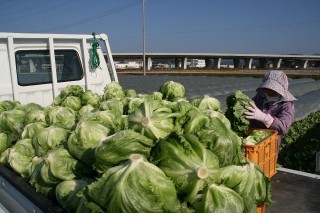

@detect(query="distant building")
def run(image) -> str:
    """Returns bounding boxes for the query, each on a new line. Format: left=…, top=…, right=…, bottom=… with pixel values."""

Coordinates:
left=152, top=63, right=171, bottom=69
left=189, top=59, right=206, bottom=68
left=114, top=59, right=142, bottom=69
left=220, top=64, right=235, bottom=68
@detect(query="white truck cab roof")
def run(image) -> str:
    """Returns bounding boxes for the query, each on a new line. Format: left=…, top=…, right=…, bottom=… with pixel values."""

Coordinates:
left=0, top=32, right=117, bottom=106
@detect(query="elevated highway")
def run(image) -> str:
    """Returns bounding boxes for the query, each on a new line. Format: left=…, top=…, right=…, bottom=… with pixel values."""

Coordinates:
left=111, top=53, right=320, bottom=70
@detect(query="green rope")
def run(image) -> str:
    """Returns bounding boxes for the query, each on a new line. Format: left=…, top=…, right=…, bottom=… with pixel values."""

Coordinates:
left=90, top=32, right=101, bottom=69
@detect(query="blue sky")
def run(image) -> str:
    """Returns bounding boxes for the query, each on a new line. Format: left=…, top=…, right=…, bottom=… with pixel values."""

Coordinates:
left=1, top=0, right=319, bottom=54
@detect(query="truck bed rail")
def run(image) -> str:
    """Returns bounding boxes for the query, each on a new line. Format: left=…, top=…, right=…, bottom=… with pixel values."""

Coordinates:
left=0, top=164, right=65, bottom=213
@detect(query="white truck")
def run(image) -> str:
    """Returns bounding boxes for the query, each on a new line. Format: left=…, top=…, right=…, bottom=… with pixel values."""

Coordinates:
left=0, top=32, right=118, bottom=213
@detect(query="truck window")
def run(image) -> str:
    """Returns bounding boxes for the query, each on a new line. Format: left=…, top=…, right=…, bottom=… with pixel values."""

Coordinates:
left=15, top=50, right=83, bottom=86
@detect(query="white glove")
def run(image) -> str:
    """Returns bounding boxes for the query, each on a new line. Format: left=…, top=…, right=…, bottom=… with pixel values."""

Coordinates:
left=244, top=102, right=274, bottom=128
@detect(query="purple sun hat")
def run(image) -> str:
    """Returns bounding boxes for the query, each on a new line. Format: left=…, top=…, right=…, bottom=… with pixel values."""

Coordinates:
left=257, top=70, right=297, bottom=101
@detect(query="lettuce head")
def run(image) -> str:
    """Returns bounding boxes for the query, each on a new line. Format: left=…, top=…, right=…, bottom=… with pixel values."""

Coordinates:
left=102, top=81, right=125, bottom=100
left=150, top=133, right=220, bottom=202
left=93, top=130, right=155, bottom=173
left=225, top=90, right=252, bottom=136
left=67, top=121, right=111, bottom=164
left=128, top=95, right=180, bottom=140
left=191, top=183, right=244, bottom=213
left=45, top=106, right=76, bottom=130
left=32, top=126, right=69, bottom=156
left=81, top=90, right=101, bottom=107
left=191, top=95, right=221, bottom=112
left=61, top=96, right=82, bottom=111
left=196, top=117, right=244, bottom=167
left=0, top=109, right=26, bottom=136
left=55, top=179, right=93, bottom=212
left=159, top=81, right=185, bottom=101
left=8, top=138, right=35, bottom=175
left=86, top=154, right=182, bottom=213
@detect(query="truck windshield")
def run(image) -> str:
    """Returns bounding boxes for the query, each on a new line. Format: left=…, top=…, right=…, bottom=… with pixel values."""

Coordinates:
left=15, top=50, right=83, bottom=86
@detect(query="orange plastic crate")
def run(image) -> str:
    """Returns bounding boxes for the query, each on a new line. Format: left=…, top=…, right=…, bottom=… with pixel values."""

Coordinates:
left=256, top=204, right=265, bottom=213
left=244, top=129, right=278, bottom=178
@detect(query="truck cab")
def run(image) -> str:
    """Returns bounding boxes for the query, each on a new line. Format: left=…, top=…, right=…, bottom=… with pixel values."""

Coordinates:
left=0, top=32, right=118, bottom=106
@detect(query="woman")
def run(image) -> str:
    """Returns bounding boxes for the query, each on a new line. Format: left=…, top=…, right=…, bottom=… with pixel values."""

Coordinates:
left=244, top=70, right=297, bottom=154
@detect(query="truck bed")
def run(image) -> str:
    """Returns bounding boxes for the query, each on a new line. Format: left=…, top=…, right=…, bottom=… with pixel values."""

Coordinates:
left=1, top=164, right=319, bottom=213
left=266, top=168, right=320, bottom=213
left=0, top=164, right=64, bottom=213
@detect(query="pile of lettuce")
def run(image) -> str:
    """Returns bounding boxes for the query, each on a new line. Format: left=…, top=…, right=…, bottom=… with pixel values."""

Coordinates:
left=244, top=130, right=272, bottom=145
left=0, top=82, right=271, bottom=213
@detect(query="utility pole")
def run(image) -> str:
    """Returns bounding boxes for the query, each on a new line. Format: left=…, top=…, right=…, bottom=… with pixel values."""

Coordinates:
left=142, top=0, right=146, bottom=75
